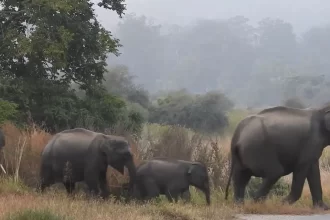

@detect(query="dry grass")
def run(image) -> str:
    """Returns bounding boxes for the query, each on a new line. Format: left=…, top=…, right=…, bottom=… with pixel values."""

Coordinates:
left=0, top=192, right=235, bottom=220
left=1, top=121, right=330, bottom=218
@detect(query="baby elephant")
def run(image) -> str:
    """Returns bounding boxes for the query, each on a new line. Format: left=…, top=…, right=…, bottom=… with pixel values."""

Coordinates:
left=131, top=158, right=210, bottom=205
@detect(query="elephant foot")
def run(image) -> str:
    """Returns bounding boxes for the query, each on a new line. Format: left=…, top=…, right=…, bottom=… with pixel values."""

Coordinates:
left=313, top=201, right=329, bottom=210
left=233, top=198, right=245, bottom=206
left=252, top=192, right=268, bottom=203
left=252, top=197, right=267, bottom=203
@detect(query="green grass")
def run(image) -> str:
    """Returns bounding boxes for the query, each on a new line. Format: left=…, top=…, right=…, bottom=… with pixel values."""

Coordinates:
left=5, top=209, right=70, bottom=220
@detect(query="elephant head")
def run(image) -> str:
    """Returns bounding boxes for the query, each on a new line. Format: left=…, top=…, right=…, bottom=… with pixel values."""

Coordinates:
left=187, top=162, right=211, bottom=205
left=100, top=136, right=136, bottom=194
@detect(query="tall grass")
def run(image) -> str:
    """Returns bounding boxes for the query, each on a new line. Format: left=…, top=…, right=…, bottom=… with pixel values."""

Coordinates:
left=1, top=118, right=330, bottom=218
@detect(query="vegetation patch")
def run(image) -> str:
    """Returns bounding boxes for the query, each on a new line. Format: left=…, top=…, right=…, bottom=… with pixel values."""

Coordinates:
left=5, top=209, right=69, bottom=220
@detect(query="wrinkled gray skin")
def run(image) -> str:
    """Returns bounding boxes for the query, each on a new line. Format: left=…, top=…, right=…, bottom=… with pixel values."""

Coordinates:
left=122, top=182, right=191, bottom=203
left=129, top=158, right=210, bottom=205
left=39, top=128, right=136, bottom=199
left=0, top=129, right=5, bottom=150
left=224, top=106, right=330, bottom=210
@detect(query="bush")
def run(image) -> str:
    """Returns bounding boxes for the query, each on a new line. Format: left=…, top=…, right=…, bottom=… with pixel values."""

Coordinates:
left=149, top=89, right=234, bottom=134
left=5, top=209, right=69, bottom=220
left=138, top=124, right=231, bottom=190
left=245, top=177, right=290, bottom=198
left=0, top=99, right=18, bottom=125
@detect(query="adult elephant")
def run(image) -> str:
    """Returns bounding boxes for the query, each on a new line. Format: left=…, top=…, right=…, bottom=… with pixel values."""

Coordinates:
left=224, top=105, right=330, bottom=210
left=39, top=128, right=136, bottom=199
left=129, top=158, right=210, bottom=205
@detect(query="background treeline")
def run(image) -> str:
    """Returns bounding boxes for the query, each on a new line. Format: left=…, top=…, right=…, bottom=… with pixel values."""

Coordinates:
left=1, top=0, right=329, bottom=137
left=108, top=14, right=330, bottom=108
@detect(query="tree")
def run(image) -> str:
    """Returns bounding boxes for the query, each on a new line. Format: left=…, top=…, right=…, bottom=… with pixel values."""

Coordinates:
left=113, top=13, right=166, bottom=92
left=103, top=65, right=150, bottom=109
left=0, top=0, right=147, bottom=133
left=149, top=89, right=234, bottom=133
left=0, top=0, right=126, bottom=85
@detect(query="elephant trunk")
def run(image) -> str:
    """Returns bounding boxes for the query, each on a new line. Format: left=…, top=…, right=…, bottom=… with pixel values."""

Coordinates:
left=125, top=159, right=136, bottom=197
left=204, top=188, right=211, bottom=205
left=203, top=182, right=211, bottom=205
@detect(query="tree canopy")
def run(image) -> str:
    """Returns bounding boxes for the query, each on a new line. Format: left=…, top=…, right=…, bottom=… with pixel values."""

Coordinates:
left=0, top=0, right=147, bottom=134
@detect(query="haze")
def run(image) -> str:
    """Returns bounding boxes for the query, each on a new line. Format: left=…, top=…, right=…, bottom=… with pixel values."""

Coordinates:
left=94, top=0, right=330, bottom=108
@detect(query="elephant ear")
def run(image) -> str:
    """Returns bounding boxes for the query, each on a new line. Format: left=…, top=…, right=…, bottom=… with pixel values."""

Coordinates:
left=324, top=110, right=330, bottom=131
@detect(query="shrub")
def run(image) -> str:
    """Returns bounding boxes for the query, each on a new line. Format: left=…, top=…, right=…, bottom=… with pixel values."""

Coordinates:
left=138, top=124, right=231, bottom=190
left=5, top=209, right=69, bottom=220
left=0, top=99, right=18, bottom=125
left=148, top=89, right=234, bottom=134
left=245, top=177, right=290, bottom=198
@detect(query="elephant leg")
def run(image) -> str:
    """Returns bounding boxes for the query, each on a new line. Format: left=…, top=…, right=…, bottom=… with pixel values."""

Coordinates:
left=307, top=161, right=329, bottom=210
left=282, top=165, right=309, bottom=205
left=39, top=166, right=54, bottom=193
left=64, top=182, right=75, bottom=195
left=143, top=178, right=160, bottom=201
left=84, top=170, right=100, bottom=198
left=181, top=189, right=191, bottom=203
left=253, top=177, right=280, bottom=202
left=40, top=178, right=54, bottom=193
left=233, top=167, right=252, bottom=204
left=99, top=170, right=110, bottom=200
left=165, top=190, right=176, bottom=203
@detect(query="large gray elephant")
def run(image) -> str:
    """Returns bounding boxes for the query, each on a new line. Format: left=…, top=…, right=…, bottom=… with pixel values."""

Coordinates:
left=224, top=105, right=330, bottom=210
left=0, top=129, right=5, bottom=150
left=129, top=158, right=210, bottom=205
left=39, top=128, right=136, bottom=199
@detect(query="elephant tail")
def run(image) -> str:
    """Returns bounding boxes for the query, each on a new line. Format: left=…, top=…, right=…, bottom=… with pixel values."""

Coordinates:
left=224, top=155, right=234, bottom=200
left=225, top=145, right=240, bottom=200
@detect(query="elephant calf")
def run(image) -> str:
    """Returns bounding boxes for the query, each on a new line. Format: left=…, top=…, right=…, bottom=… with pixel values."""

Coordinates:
left=129, top=158, right=210, bottom=205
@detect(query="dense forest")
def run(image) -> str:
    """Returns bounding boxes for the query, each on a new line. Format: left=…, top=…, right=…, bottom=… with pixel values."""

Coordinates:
left=0, top=0, right=329, bottom=136
left=108, top=14, right=330, bottom=108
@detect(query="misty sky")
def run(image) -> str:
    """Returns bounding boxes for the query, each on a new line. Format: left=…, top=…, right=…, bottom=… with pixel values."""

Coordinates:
left=95, top=0, right=330, bottom=34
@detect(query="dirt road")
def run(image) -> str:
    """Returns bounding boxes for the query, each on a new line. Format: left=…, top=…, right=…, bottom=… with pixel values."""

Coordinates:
left=237, top=214, right=330, bottom=219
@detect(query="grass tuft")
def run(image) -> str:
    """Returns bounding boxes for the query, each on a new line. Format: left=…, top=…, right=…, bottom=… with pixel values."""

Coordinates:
left=5, top=209, right=69, bottom=220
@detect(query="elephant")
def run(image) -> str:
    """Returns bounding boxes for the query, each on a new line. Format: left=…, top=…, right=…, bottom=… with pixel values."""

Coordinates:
left=127, top=158, right=210, bottom=205
left=224, top=105, right=330, bottom=210
left=122, top=181, right=192, bottom=203
left=39, top=128, right=136, bottom=199
left=0, top=128, right=5, bottom=150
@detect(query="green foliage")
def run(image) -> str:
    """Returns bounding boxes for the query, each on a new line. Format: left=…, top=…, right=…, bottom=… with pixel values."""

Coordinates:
left=0, top=177, right=30, bottom=194
left=0, top=0, right=125, bottom=85
left=103, top=65, right=150, bottom=109
left=149, top=89, right=234, bottom=133
left=0, top=0, right=145, bottom=134
left=6, top=209, right=70, bottom=220
left=245, top=177, right=290, bottom=198
left=0, top=99, right=18, bottom=124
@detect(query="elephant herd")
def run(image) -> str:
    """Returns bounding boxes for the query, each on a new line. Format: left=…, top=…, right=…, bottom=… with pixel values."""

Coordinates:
left=1, top=104, right=330, bottom=210
left=38, top=128, right=211, bottom=204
